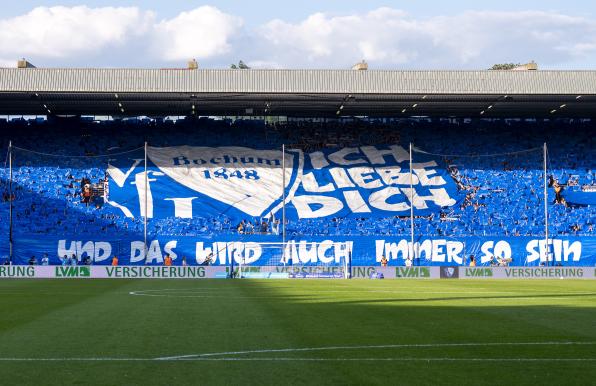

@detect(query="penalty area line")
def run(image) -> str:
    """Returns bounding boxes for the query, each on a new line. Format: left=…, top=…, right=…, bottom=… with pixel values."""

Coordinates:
left=155, top=341, right=596, bottom=360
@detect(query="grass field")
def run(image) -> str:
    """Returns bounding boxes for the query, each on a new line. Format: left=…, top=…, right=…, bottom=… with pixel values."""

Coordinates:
left=0, top=279, right=595, bottom=385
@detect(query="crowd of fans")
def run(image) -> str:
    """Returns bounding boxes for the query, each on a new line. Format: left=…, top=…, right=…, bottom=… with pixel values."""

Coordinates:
left=0, top=116, right=593, bottom=243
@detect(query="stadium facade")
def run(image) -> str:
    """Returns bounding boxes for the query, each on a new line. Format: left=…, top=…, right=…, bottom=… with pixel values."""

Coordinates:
left=0, top=68, right=594, bottom=270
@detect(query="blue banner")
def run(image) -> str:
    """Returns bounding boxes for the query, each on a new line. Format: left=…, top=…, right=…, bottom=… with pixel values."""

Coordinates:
left=5, top=235, right=596, bottom=267
left=562, top=189, right=596, bottom=206
left=105, top=145, right=461, bottom=222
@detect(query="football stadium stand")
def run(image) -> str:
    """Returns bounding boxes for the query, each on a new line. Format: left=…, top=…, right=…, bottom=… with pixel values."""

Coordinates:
left=0, top=68, right=594, bottom=267
left=0, top=117, right=594, bottom=266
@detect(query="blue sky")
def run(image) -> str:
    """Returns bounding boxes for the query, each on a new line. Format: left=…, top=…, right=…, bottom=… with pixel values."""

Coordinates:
left=1, top=1, right=595, bottom=69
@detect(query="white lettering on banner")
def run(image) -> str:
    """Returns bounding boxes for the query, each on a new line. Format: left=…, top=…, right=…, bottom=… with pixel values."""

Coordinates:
left=195, top=242, right=263, bottom=264
left=292, top=195, right=343, bottom=218
left=228, top=242, right=261, bottom=264
left=369, top=187, right=410, bottom=212
left=284, top=240, right=353, bottom=264
left=343, top=190, right=371, bottom=213
left=57, top=240, right=112, bottom=262
left=360, top=145, right=409, bottom=164
left=195, top=242, right=213, bottom=265
left=164, top=240, right=178, bottom=260
left=329, top=167, right=356, bottom=188
left=376, top=166, right=418, bottom=185
left=526, top=240, right=582, bottom=263
left=58, top=240, right=76, bottom=259
left=327, top=147, right=366, bottom=165
left=296, top=242, right=318, bottom=263
left=317, top=240, right=334, bottom=264
left=347, top=167, right=383, bottom=189
left=301, top=172, right=334, bottom=192
left=94, top=242, right=112, bottom=262
left=400, top=188, right=456, bottom=209
left=308, top=151, right=329, bottom=170
left=412, top=161, right=447, bottom=186
left=130, top=241, right=145, bottom=263
left=79, top=241, right=95, bottom=261
left=376, top=239, right=463, bottom=263
left=446, top=241, right=464, bottom=264
left=480, top=241, right=512, bottom=264
left=146, top=240, right=163, bottom=264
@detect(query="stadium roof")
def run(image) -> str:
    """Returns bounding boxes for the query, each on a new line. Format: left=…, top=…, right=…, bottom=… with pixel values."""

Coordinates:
left=0, top=68, right=595, bottom=117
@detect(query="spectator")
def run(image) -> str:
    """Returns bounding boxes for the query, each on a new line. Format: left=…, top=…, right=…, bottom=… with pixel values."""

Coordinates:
left=554, top=183, right=563, bottom=204
left=260, top=220, right=269, bottom=234
left=28, top=255, right=37, bottom=266
left=61, top=255, right=69, bottom=266
left=237, top=220, right=245, bottom=234
left=41, top=254, right=49, bottom=266
left=71, top=254, right=78, bottom=266
left=469, top=255, right=476, bottom=267
left=181, top=256, right=187, bottom=266
left=380, top=255, right=388, bottom=267
left=111, top=255, right=119, bottom=266
left=164, top=254, right=172, bottom=266
left=84, top=256, right=92, bottom=265
left=405, top=258, right=413, bottom=267
left=272, top=219, right=280, bottom=235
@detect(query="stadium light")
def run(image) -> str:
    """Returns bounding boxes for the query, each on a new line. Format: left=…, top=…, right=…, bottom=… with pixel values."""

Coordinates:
left=114, top=93, right=119, bottom=99
left=480, top=110, right=485, bottom=115
left=412, top=103, right=418, bottom=108
left=488, top=105, right=493, bottom=109
left=576, top=95, right=582, bottom=99
left=550, top=109, right=557, bottom=114
left=401, top=109, right=407, bottom=113
left=422, top=95, right=427, bottom=99
left=339, top=105, right=344, bottom=110
left=559, top=104, right=566, bottom=108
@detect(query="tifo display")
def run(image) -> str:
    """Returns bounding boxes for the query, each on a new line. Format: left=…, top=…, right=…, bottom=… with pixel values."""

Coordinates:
left=1, top=118, right=594, bottom=268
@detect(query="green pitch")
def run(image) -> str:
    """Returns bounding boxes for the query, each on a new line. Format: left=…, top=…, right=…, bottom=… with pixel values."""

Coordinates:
left=0, top=279, right=595, bottom=385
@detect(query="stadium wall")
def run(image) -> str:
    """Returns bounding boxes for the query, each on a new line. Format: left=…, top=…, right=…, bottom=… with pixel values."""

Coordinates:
left=0, top=265, right=594, bottom=279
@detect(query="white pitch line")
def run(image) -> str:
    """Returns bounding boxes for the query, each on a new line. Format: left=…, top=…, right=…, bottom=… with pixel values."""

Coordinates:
left=154, top=341, right=596, bottom=360
left=0, top=357, right=594, bottom=362
left=128, top=289, right=596, bottom=299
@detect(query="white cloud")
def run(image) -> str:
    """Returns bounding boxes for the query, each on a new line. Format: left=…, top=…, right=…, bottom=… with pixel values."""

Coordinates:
left=0, top=6, right=153, bottom=60
left=0, top=5, right=242, bottom=65
left=152, top=6, right=243, bottom=61
left=256, top=8, right=596, bottom=68
left=0, top=6, right=595, bottom=69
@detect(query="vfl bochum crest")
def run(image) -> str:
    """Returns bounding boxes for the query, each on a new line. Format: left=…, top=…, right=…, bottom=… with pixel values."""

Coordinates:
left=105, top=145, right=460, bottom=221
